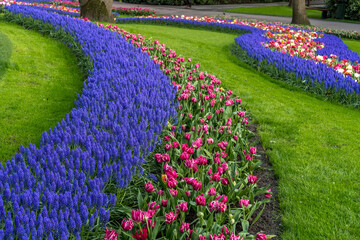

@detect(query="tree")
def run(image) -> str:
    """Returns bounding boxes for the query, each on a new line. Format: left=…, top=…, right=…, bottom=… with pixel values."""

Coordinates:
left=291, top=0, right=310, bottom=25
left=79, top=0, right=114, bottom=23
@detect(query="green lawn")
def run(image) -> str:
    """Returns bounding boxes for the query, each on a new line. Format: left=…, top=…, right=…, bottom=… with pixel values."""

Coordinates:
left=115, top=23, right=360, bottom=239
left=0, top=21, right=83, bottom=162
left=344, top=38, right=360, bottom=53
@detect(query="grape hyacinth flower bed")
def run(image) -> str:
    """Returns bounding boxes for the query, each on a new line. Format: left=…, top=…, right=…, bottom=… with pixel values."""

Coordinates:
left=1, top=4, right=177, bottom=239
left=116, top=16, right=360, bottom=107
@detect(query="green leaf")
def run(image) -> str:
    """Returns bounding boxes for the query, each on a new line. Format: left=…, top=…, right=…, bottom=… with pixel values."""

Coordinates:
left=241, top=219, right=249, bottom=233
left=137, top=189, right=143, bottom=208
left=203, top=148, right=213, bottom=159
left=251, top=203, right=266, bottom=227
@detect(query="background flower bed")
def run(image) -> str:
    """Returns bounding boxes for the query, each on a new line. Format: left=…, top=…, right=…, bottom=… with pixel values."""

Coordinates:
left=116, top=17, right=360, bottom=107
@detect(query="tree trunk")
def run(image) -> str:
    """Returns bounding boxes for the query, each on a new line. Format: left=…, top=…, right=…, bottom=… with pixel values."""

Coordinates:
left=79, top=0, right=114, bottom=23
left=291, top=0, right=310, bottom=25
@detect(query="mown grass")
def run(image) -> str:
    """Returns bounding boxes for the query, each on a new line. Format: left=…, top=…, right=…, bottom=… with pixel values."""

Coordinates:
left=0, top=21, right=83, bottom=163
left=344, top=38, right=360, bottom=54
left=115, top=23, right=360, bottom=239
left=224, top=6, right=360, bottom=24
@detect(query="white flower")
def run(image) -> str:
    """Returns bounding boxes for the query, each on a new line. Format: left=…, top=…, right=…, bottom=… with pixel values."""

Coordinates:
left=337, top=69, right=344, bottom=74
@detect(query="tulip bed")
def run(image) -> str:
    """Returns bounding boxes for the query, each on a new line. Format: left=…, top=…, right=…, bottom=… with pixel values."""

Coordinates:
left=97, top=23, right=273, bottom=240
left=116, top=16, right=360, bottom=107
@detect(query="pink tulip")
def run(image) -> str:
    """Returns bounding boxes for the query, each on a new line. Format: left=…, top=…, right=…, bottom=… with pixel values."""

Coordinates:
left=145, top=182, right=155, bottom=193
left=131, top=210, right=144, bottom=222
left=222, top=225, right=229, bottom=235
left=221, top=178, right=229, bottom=185
left=121, top=219, right=133, bottom=231
left=246, top=154, right=253, bottom=161
left=172, top=141, right=179, bottom=148
left=162, top=199, right=168, bottom=207
left=169, top=189, right=178, bottom=197
left=209, top=233, right=225, bottom=240
left=164, top=144, right=172, bottom=151
left=161, top=154, right=170, bottom=162
left=250, top=147, right=257, bottom=154
left=208, top=187, right=216, bottom=196
left=247, top=175, right=257, bottom=184
left=256, top=233, right=268, bottom=240
left=167, top=178, right=177, bottom=188
left=229, top=232, right=242, bottom=240
left=184, top=132, right=191, bottom=140
left=265, top=189, right=272, bottom=199
left=177, top=202, right=188, bottom=212
left=104, top=228, right=118, bottom=240
left=215, top=194, right=228, bottom=203
left=239, top=199, right=249, bottom=208
left=164, top=212, right=177, bottom=223
left=180, top=222, right=190, bottom=233
left=212, top=173, right=221, bottom=182
left=193, top=181, right=202, bottom=191
left=180, top=152, right=191, bottom=161
left=195, top=194, right=206, bottom=206
left=154, top=153, right=162, bottom=163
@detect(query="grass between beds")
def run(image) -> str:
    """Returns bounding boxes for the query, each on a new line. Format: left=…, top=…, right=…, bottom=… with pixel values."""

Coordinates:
left=0, top=20, right=83, bottom=163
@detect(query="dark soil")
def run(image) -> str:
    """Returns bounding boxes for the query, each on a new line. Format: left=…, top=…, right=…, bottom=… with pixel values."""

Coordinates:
left=246, top=123, right=281, bottom=239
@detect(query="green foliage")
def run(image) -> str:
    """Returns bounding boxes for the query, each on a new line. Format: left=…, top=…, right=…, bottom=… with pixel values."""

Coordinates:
left=326, top=0, right=360, bottom=20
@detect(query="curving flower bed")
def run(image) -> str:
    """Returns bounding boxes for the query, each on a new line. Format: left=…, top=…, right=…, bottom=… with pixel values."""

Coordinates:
left=98, top=23, right=273, bottom=240
left=1, top=4, right=176, bottom=239
left=116, top=16, right=360, bottom=106
left=5, top=0, right=156, bottom=17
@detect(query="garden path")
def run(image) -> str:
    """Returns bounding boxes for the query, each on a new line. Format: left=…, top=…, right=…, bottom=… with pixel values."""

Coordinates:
left=113, top=1, right=360, bottom=31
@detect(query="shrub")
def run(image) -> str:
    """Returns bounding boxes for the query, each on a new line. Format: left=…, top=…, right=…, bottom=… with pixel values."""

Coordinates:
left=325, top=0, right=360, bottom=20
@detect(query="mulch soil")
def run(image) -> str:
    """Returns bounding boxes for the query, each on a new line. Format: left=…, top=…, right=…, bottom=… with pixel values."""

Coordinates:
left=246, top=123, right=281, bottom=239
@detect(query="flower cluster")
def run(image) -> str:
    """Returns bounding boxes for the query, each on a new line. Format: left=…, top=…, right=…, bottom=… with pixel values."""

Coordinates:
left=263, top=30, right=360, bottom=81
left=5, top=0, right=156, bottom=18
left=9, top=0, right=80, bottom=16
left=52, top=0, right=80, bottom=7
left=1, top=4, right=177, bottom=239
left=112, top=7, right=155, bottom=16
left=99, top=23, right=272, bottom=239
